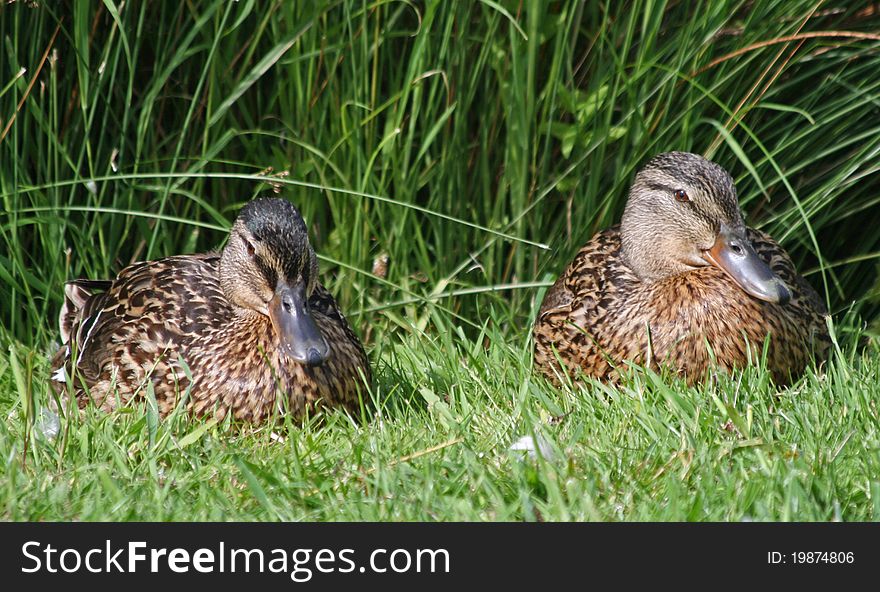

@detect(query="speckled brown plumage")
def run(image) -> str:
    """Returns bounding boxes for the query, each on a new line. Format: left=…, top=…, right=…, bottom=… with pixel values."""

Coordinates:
left=52, top=198, right=371, bottom=423
left=533, top=152, right=830, bottom=386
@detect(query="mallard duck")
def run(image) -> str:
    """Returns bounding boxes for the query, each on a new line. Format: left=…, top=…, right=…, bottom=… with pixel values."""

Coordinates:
left=51, top=197, right=371, bottom=423
left=533, top=152, right=830, bottom=386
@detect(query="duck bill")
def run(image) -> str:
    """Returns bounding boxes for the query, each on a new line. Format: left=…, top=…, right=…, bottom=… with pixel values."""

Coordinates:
left=268, top=282, right=330, bottom=366
left=702, top=224, right=791, bottom=304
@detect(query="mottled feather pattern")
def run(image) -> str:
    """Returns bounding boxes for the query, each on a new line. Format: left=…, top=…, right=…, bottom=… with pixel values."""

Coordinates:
left=534, top=225, right=830, bottom=385
left=52, top=254, right=370, bottom=422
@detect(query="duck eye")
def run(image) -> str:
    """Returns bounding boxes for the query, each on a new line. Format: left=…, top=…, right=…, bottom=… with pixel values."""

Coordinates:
left=673, top=189, right=690, bottom=203
left=244, top=239, right=256, bottom=257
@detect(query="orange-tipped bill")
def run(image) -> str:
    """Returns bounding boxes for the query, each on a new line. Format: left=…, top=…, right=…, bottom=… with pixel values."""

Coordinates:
left=268, top=282, right=330, bottom=366
left=702, top=224, right=791, bottom=304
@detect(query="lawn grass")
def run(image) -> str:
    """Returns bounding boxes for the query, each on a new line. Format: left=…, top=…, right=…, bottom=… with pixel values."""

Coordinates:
left=1, top=1, right=879, bottom=521
left=3, top=315, right=879, bottom=521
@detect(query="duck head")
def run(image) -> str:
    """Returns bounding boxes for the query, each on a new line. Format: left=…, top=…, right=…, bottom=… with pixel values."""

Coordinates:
left=620, top=151, right=791, bottom=304
left=220, top=197, right=330, bottom=366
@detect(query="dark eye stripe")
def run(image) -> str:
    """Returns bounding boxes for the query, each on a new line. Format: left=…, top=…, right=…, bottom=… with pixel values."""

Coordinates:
left=644, top=182, right=669, bottom=193
left=255, top=255, right=278, bottom=289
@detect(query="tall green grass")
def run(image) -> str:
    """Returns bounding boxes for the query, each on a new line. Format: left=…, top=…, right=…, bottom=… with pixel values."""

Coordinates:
left=2, top=0, right=879, bottom=345
left=1, top=0, right=879, bottom=521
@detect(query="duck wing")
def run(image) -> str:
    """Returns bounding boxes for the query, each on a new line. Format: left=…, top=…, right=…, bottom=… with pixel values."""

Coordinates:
left=534, top=226, right=639, bottom=382
left=747, top=227, right=831, bottom=357
left=748, top=227, right=827, bottom=313
left=537, top=226, right=626, bottom=322
left=58, top=279, right=113, bottom=345
left=57, top=255, right=221, bottom=386
left=309, top=283, right=372, bottom=385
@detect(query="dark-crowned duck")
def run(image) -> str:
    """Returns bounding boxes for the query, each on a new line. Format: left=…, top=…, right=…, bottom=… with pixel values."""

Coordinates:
left=52, top=197, right=371, bottom=423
